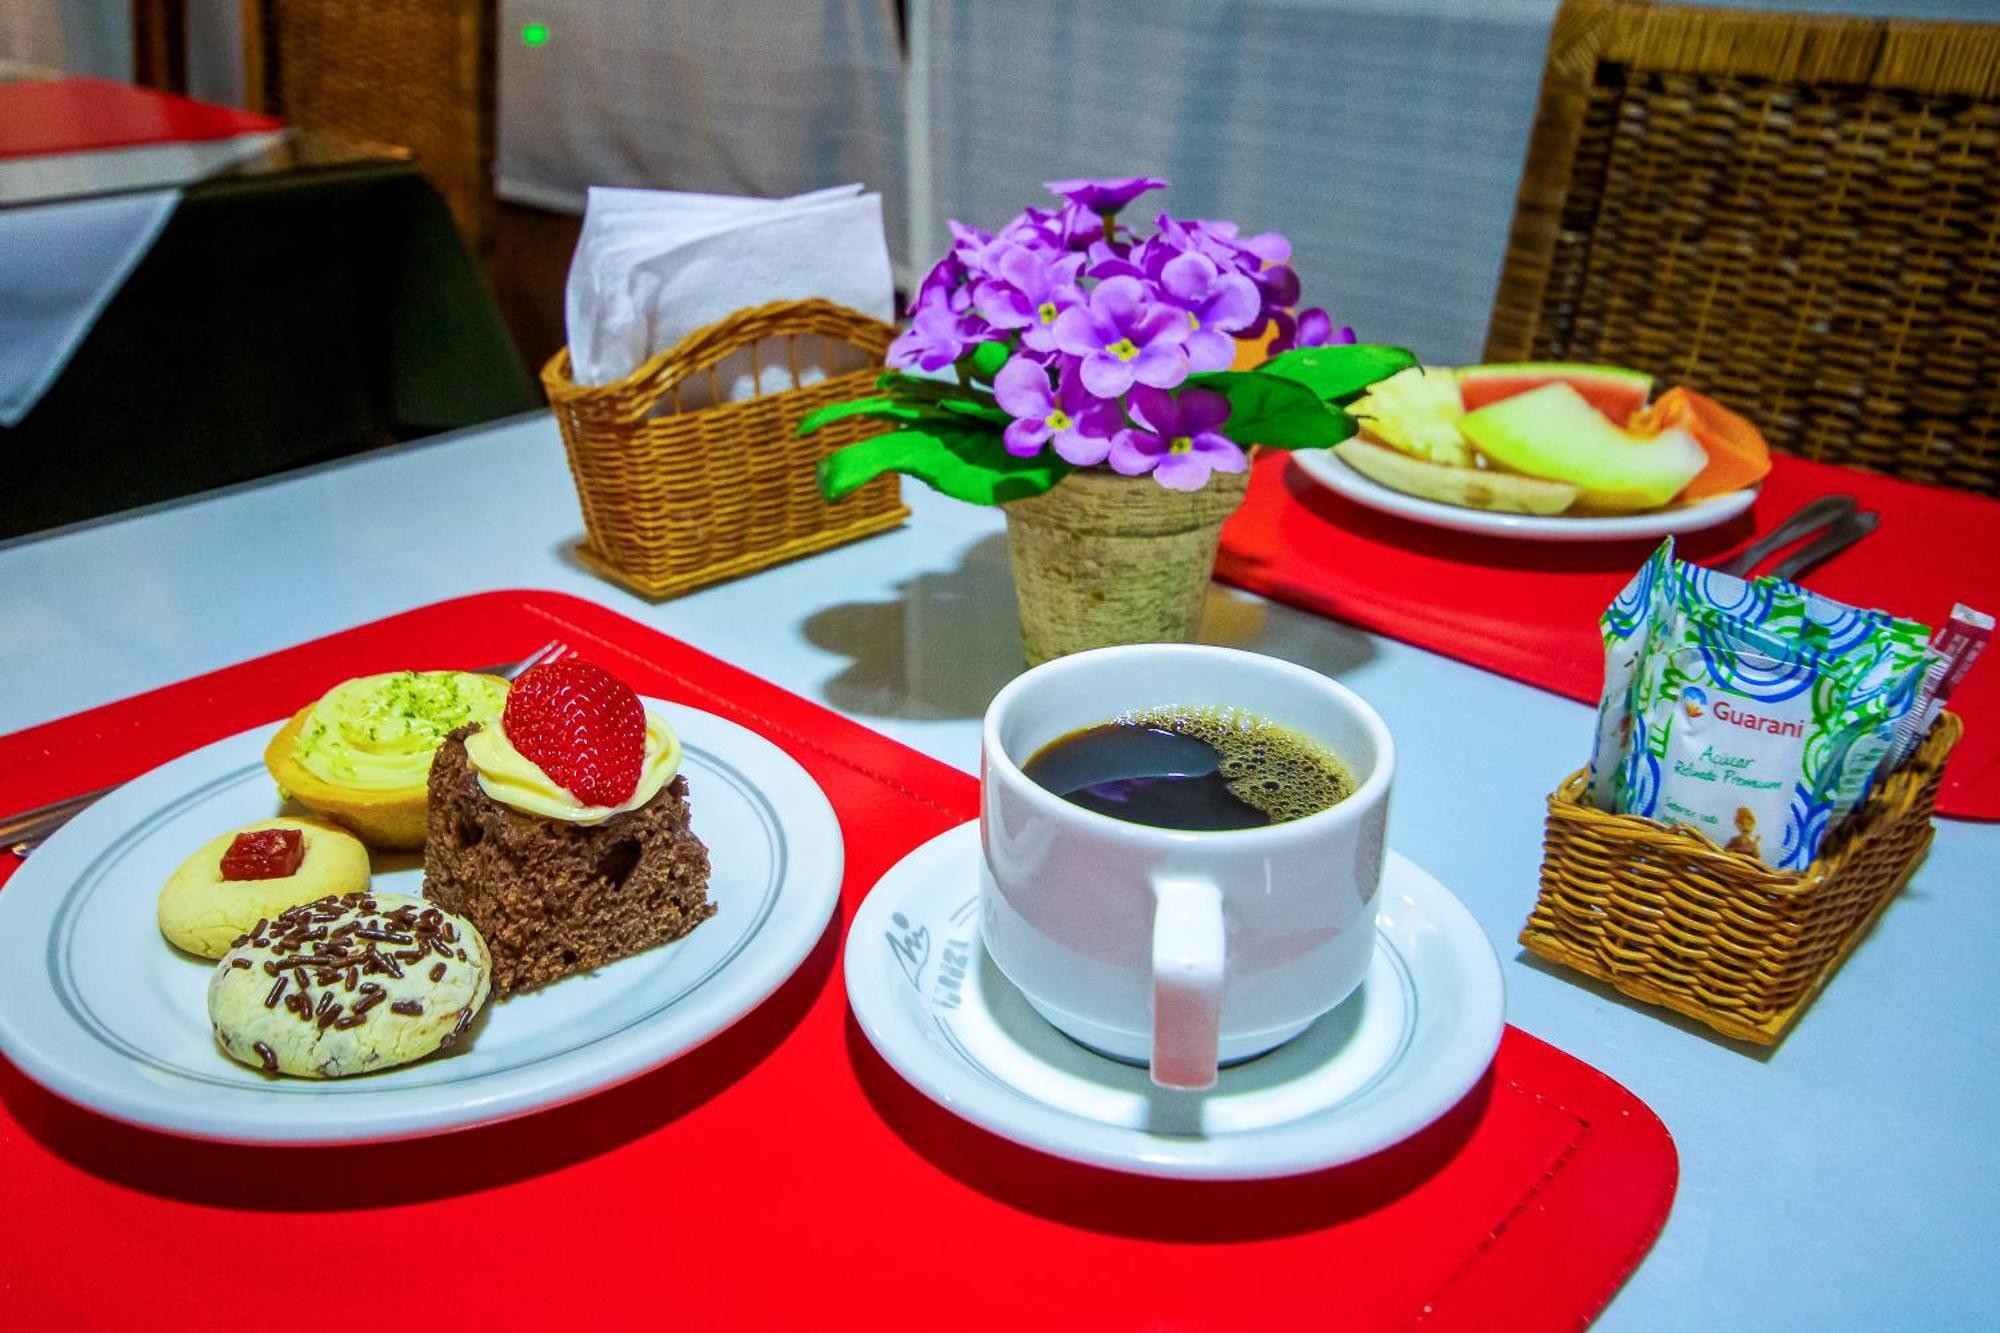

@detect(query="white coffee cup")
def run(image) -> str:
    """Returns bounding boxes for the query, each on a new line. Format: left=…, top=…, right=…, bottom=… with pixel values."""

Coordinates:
left=980, top=644, right=1392, bottom=1090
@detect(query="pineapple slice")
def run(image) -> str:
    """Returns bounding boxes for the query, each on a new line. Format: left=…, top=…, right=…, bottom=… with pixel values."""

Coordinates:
left=1350, top=366, right=1472, bottom=467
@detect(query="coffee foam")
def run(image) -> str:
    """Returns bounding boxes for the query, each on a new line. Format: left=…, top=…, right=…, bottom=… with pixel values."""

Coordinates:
left=1116, top=705, right=1354, bottom=824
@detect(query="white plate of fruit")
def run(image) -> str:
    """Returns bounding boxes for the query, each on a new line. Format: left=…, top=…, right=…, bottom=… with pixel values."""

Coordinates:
left=1296, top=362, right=1769, bottom=541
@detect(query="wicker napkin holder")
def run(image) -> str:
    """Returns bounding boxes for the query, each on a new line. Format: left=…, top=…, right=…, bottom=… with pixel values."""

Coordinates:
left=541, top=298, right=908, bottom=600
left=1522, top=712, right=1962, bottom=1045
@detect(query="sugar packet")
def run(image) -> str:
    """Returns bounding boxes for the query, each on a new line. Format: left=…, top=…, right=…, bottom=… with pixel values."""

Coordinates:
left=1882, top=603, right=1991, bottom=772
left=1585, top=541, right=1675, bottom=809
left=1593, top=541, right=1938, bottom=870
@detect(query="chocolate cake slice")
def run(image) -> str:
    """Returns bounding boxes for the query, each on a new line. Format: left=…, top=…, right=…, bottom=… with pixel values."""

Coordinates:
left=423, top=726, right=713, bottom=996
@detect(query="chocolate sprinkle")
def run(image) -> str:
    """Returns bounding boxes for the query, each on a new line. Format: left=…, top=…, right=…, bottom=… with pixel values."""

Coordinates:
left=254, top=1041, right=278, bottom=1073
left=231, top=894, right=476, bottom=1038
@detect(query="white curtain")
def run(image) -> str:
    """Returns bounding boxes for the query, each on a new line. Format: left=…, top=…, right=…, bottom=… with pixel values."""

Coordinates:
left=909, top=0, right=2000, bottom=364
left=495, top=0, right=908, bottom=265
left=913, top=0, right=1558, bottom=365
left=0, top=0, right=128, bottom=78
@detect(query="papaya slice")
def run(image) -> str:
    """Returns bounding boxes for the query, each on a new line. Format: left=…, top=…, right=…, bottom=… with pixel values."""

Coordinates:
left=1630, top=387, right=1772, bottom=500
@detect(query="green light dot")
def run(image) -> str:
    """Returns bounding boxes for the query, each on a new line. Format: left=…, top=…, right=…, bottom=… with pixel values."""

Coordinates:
left=522, top=22, right=550, bottom=47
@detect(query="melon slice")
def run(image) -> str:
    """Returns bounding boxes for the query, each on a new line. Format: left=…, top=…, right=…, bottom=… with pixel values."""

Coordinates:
left=1459, top=383, right=1706, bottom=512
left=1334, top=439, right=1578, bottom=515
left=1458, top=362, right=1653, bottom=422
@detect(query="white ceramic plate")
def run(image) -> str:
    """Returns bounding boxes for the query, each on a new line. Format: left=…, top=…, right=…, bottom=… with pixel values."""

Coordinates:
left=0, top=701, right=841, bottom=1145
left=1293, top=448, right=1758, bottom=542
left=845, top=823, right=1505, bottom=1180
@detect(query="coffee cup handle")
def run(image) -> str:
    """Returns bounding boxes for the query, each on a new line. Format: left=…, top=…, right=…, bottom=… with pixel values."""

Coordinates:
left=1150, top=875, right=1225, bottom=1090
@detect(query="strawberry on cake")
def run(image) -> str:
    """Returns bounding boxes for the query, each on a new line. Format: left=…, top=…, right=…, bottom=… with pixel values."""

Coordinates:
left=422, top=659, right=712, bottom=996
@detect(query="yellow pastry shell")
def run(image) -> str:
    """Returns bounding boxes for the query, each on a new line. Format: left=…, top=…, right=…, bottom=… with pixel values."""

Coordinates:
left=262, top=673, right=509, bottom=849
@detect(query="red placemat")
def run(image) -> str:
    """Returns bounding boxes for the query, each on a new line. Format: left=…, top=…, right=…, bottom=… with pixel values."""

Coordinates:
left=0, top=592, right=1674, bottom=1330
left=0, top=77, right=280, bottom=160
left=1217, top=452, right=1999, bottom=820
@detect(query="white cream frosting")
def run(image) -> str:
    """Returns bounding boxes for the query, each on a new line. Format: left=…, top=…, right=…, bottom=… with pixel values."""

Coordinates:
left=463, top=712, right=680, bottom=825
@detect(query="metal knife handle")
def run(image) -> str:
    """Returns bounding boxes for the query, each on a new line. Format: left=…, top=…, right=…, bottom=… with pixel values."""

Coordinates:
left=1766, top=510, right=1880, bottom=583
left=1717, top=494, right=1859, bottom=577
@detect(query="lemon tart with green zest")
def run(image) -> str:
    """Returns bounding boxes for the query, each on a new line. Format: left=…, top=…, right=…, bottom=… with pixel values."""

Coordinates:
left=264, top=671, right=510, bottom=850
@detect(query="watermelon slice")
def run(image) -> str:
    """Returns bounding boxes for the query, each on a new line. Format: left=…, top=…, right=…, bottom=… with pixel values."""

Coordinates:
left=1458, top=363, right=1653, bottom=422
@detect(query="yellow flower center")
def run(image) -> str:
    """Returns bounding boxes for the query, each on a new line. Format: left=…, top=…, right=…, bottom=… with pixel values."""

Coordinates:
left=1169, top=435, right=1194, bottom=454
left=1188, top=312, right=1202, bottom=332
left=1038, top=301, right=1060, bottom=325
left=1108, top=337, right=1140, bottom=362
left=1046, top=408, right=1073, bottom=432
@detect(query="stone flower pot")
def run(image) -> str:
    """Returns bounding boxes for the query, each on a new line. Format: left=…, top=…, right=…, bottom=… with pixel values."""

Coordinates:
left=1001, top=465, right=1250, bottom=666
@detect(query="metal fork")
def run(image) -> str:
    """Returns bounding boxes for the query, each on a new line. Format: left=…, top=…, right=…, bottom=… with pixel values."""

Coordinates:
left=2, top=639, right=570, bottom=860
left=1717, top=494, right=1858, bottom=577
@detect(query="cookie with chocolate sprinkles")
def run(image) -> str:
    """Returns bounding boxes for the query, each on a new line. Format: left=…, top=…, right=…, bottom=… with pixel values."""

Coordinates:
left=206, top=891, right=491, bottom=1078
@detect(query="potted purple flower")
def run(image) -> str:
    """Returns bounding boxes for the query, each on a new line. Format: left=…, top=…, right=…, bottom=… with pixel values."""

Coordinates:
left=801, top=177, right=1413, bottom=664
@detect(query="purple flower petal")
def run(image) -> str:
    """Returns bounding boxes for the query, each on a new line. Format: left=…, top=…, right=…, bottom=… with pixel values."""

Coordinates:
left=994, top=244, right=1046, bottom=296
left=1071, top=396, right=1123, bottom=439
left=993, top=356, right=1056, bottom=418
left=1003, top=417, right=1053, bottom=457
left=1125, top=385, right=1175, bottom=436
left=1238, top=231, right=1292, bottom=264
left=1198, top=273, right=1261, bottom=333
left=1266, top=309, right=1299, bottom=354
left=885, top=329, right=926, bottom=370
left=1184, top=327, right=1238, bottom=372
left=1253, top=264, right=1301, bottom=309
left=1188, top=432, right=1246, bottom=472
left=1108, top=428, right=1164, bottom=476
left=1130, top=303, right=1190, bottom=348
left=1159, top=251, right=1219, bottom=306
left=1152, top=452, right=1213, bottom=491
left=1020, top=321, right=1064, bottom=354
left=1192, top=436, right=1240, bottom=472
left=1129, top=341, right=1190, bottom=389
left=1051, top=305, right=1114, bottom=360
left=1052, top=425, right=1114, bottom=466
left=1091, top=275, right=1147, bottom=326
left=974, top=282, right=1035, bottom=330
left=1079, top=351, right=1137, bottom=398
left=1177, top=389, right=1232, bottom=435
left=1044, top=175, right=1169, bottom=214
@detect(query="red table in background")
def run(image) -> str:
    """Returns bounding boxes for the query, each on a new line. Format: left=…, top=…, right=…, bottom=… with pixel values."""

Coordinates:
left=0, top=76, right=279, bottom=160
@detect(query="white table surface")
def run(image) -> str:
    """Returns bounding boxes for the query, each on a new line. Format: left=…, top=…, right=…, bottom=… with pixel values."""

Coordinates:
left=1, top=413, right=1993, bottom=1330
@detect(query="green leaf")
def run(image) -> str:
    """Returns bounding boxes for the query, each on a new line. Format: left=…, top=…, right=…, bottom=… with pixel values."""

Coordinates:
left=1257, top=344, right=1418, bottom=405
left=1188, top=371, right=1357, bottom=450
left=936, top=398, right=1011, bottom=425
left=797, top=397, right=925, bottom=435
left=967, top=340, right=1012, bottom=383
left=819, top=424, right=1070, bottom=506
left=799, top=385, right=1010, bottom=436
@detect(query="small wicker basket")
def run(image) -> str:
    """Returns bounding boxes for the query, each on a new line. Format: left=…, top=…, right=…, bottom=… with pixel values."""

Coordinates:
left=541, top=299, right=908, bottom=600
left=1522, top=712, right=1962, bottom=1045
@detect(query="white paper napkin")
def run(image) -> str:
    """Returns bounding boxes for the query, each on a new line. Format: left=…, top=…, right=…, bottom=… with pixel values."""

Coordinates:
left=564, top=184, right=895, bottom=402
left=0, top=189, right=180, bottom=427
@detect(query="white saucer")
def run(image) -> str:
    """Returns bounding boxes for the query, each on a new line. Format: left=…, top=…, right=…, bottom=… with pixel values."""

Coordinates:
left=1293, top=448, right=1757, bottom=542
left=845, top=823, right=1505, bottom=1180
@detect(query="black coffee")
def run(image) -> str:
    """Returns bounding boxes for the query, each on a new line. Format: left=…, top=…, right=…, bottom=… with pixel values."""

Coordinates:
left=1023, top=706, right=1354, bottom=831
